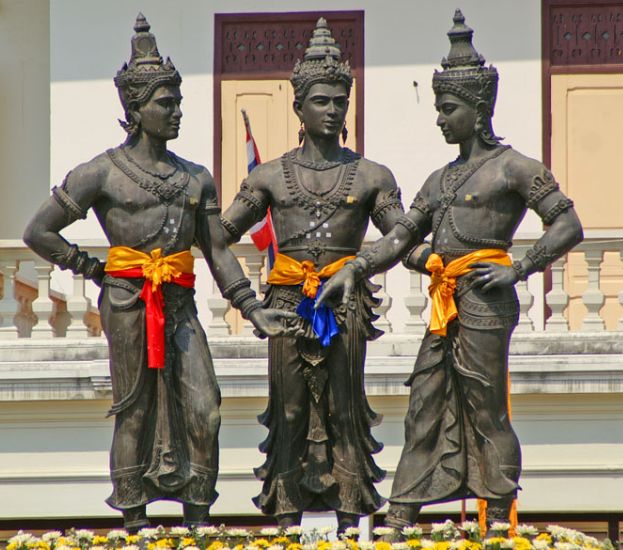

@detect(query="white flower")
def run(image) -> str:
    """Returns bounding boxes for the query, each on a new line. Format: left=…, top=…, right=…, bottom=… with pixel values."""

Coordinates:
left=183, top=547, right=201, bottom=550
left=343, top=527, right=360, bottom=538
left=56, top=546, right=74, bottom=550
left=330, top=542, right=347, bottom=550
left=533, top=541, right=550, bottom=550
left=489, top=523, right=511, bottom=534
left=170, top=526, right=191, bottom=536
left=515, top=525, right=538, bottom=537
left=42, top=532, right=63, bottom=542
left=91, top=546, right=108, bottom=550
left=554, top=543, right=575, bottom=550
left=226, top=528, right=251, bottom=537
left=303, top=544, right=318, bottom=550
left=122, top=545, right=141, bottom=550
left=359, top=543, right=375, bottom=550
left=393, top=543, right=409, bottom=550
left=373, top=527, right=395, bottom=536
left=267, top=545, right=284, bottom=550
left=139, top=527, right=163, bottom=539
left=460, top=522, right=479, bottom=533
left=260, top=528, right=281, bottom=537
left=74, top=529, right=95, bottom=541
left=196, top=526, right=220, bottom=537
left=402, top=526, right=423, bottom=538
left=421, top=540, right=436, bottom=549
left=107, top=529, right=129, bottom=541
left=8, top=533, right=36, bottom=546
left=320, top=527, right=334, bottom=536
left=285, top=527, right=304, bottom=536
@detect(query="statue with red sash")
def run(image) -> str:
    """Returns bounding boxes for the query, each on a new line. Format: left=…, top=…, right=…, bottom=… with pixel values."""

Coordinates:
left=23, top=14, right=296, bottom=530
left=318, top=11, right=583, bottom=529
left=221, top=19, right=405, bottom=532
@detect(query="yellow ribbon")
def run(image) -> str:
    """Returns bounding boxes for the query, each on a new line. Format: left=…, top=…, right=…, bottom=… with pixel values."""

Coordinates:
left=267, top=253, right=356, bottom=299
left=425, top=249, right=512, bottom=336
left=105, top=246, right=194, bottom=291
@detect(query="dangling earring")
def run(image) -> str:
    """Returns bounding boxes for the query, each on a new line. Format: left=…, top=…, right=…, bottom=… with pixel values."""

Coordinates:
left=341, top=125, right=348, bottom=144
left=298, top=122, right=305, bottom=145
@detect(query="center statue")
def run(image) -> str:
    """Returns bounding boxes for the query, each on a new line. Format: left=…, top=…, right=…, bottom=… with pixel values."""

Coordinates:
left=221, top=19, right=405, bottom=531
left=318, top=11, right=583, bottom=528
left=23, top=15, right=295, bottom=530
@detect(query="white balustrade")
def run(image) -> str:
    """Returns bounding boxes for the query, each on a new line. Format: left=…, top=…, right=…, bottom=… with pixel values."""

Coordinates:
left=0, top=231, right=622, bottom=341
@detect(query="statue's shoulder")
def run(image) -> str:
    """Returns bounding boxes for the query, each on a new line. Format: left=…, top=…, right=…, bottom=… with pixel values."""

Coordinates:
left=245, top=156, right=284, bottom=190
left=355, top=155, right=397, bottom=189
left=66, top=150, right=114, bottom=186
left=499, top=147, right=549, bottom=186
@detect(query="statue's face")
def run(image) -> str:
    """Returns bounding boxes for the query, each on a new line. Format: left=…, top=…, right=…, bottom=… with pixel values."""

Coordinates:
left=435, top=92, right=478, bottom=144
left=134, top=84, right=183, bottom=141
left=296, top=82, right=349, bottom=140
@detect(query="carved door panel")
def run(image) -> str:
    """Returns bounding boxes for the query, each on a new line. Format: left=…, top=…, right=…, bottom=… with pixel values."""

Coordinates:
left=551, top=73, right=623, bottom=329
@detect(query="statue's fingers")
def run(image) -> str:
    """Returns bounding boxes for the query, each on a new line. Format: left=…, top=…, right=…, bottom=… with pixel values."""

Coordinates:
left=341, top=281, right=353, bottom=305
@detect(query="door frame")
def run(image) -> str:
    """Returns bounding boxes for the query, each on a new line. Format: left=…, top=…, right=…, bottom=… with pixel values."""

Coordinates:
left=213, top=10, right=365, bottom=198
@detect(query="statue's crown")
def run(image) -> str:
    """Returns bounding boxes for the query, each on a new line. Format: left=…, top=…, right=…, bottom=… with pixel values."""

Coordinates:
left=114, top=13, right=181, bottom=107
left=290, top=18, right=353, bottom=101
left=432, top=10, right=498, bottom=115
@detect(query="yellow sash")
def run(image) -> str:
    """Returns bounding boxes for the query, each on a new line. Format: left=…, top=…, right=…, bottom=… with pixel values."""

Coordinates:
left=105, top=246, right=194, bottom=291
left=267, top=253, right=356, bottom=299
left=425, top=249, right=512, bottom=336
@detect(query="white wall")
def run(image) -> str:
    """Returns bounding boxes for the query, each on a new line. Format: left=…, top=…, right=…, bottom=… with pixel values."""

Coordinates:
left=47, top=0, right=543, bottom=329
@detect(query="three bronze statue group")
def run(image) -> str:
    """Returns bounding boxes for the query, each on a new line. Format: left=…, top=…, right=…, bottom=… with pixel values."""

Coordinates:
left=23, top=11, right=583, bottom=534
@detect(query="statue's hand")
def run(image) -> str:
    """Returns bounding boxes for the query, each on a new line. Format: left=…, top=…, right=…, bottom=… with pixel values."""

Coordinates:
left=248, top=308, right=302, bottom=338
left=470, top=262, right=518, bottom=292
left=315, top=265, right=356, bottom=309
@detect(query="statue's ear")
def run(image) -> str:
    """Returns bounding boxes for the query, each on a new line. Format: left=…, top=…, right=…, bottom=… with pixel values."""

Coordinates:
left=293, top=100, right=303, bottom=123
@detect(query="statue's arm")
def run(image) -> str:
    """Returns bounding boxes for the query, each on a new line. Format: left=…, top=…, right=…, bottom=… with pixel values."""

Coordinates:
left=195, top=170, right=297, bottom=336
left=23, top=162, right=105, bottom=284
left=369, top=165, right=405, bottom=234
left=510, top=157, right=584, bottom=280
left=220, top=167, right=271, bottom=246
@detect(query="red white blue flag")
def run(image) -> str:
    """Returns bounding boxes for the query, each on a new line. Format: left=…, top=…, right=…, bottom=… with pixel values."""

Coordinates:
left=242, top=109, right=277, bottom=268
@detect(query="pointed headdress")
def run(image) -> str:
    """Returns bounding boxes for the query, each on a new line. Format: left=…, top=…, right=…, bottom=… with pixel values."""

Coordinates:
left=114, top=13, right=182, bottom=123
left=290, top=18, right=353, bottom=102
left=432, top=10, right=498, bottom=117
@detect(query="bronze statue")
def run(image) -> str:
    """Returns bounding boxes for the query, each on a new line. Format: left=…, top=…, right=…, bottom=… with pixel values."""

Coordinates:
left=221, top=18, right=405, bottom=532
left=318, top=10, right=583, bottom=527
left=23, top=14, right=295, bottom=531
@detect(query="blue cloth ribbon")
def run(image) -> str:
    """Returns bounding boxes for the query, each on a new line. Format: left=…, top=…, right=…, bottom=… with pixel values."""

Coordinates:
left=296, top=283, right=340, bottom=347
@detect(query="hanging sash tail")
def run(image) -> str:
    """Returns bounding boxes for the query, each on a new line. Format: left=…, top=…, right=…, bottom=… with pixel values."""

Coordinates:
left=242, top=109, right=278, bottom=270
left=267, top=253, right=355, bottom=346
left=105, top=246, right=195, bottom=369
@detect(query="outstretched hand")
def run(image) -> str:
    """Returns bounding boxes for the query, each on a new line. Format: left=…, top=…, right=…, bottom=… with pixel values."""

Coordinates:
left=469, top=262, right=518, bottom=292
left=249, top=308, right=302, bottom=338
left=315, top=265, right=356, bottom=309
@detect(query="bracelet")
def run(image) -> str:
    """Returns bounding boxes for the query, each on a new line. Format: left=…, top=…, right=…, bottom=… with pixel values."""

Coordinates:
left=512, top=260, right=529, bottom=282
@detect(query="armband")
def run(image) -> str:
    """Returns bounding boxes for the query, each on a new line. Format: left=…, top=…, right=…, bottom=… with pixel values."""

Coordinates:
left=526, top=170, right=559, bottom=209
left=409, top=192, right=432, bottom=219
left=234, top=179, right=267, bottom=222
left=525, top=244, right=557, bottom=272
left=202, top=198, right=221, bottom=215
left=222, top=277, right=262, bottom=320
left=541, top=198, right=574, bottom=226
left=371, top=188, right=403, bottom=228
left=395, top=215, right=420, bottom=239
left=345, top=255, right=372, bottom=281
left=512, top=260, right=529, bottom=281
left=52, top=183, right=87, bottom=223
left=51, top=244, right=104, bottom=283
left=220, top=215, right=242, bottom=241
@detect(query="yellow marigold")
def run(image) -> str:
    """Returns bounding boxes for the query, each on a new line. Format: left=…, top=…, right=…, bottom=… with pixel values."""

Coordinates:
left=463, top=542, right=482, bottom=550
left=181, top=538, right=197, bottom=548
left=253, top=539, right=271, bottom=548
left=147, top=544, right=156, bottom=550
left=374, top=542, right=393, bottom=550
left=234, top=544, right=244, bottom=550
left=484, top=538, right=506, bottom=546
left=406, top=540, right=421, bottom=548
left=93, top=537, right=108, bottom=545
left=318, top=542, right=332, bottom=550
left=127, top=536, right=141, bottom=545
left=273, top=538, right=290, bottom=545
left=287, top=544, right=302, bottom=550
left=512, top=537, right=531, bottom=550
left=155, top=538, right=176, bottom=548
left=536, top=534, right=552, bottom=544
left=6, top=543, right=17, bottom=550
left=345, top=540, right=359, bottom=550
left=208, top=541, right=225, bottom=550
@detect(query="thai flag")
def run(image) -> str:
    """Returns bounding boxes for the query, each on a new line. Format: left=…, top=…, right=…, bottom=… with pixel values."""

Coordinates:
left=242, top=109, right=277, bottom=269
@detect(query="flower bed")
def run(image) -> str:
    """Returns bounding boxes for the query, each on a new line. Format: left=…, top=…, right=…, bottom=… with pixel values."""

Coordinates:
left=6, top=521, right=616, bottom=550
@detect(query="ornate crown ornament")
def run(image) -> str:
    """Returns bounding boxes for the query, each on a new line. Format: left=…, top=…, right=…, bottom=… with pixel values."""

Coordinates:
left=114, top=13, right=182, bottom=111
left=290, top=18, right=353, bottom=102
left=432, top=10, right=498, bottom=117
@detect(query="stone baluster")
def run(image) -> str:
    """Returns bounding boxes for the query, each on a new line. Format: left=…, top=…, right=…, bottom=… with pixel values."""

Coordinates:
left=618, top=249, right=623, bottom=331
left=545, top=257, right=569, bottom=332
left=65, top=273, right=91, bottom=338
left=0, top=259, right=20, bottom=338
left=239, top=252, right=264, bottom=336
left=404, top=271, right=427, bottom=335
left=371, top=272, right=392, bottom=333
left=30, top=260, right=55, bottom=338
left=581, top=249, right=605, bottom=331
left=515, top=278, right=534, bottom=332
left=207, top=276, right=231, bottom=336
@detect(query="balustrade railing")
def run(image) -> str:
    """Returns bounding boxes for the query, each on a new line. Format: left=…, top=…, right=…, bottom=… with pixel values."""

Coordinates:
left=0, top=231, right=621, bottom=340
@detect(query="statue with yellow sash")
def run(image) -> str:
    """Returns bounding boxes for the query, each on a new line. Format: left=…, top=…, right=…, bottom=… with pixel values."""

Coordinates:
left=318, top=11, right=583, bottom=528
left=23, top=15, right=296, bottom=530
left=221, top=19, right=405, bottom=532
